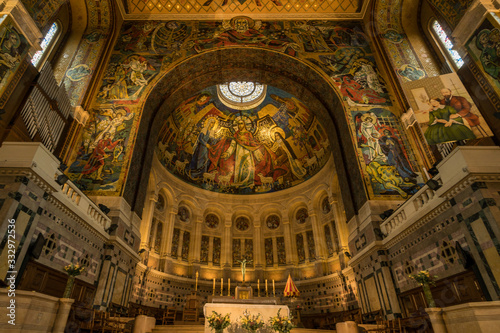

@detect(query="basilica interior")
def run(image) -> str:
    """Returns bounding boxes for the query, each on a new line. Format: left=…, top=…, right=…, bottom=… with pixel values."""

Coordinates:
left=1, top=0, right=500, bottom=332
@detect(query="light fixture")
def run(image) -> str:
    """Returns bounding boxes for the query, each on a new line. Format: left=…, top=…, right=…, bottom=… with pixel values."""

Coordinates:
left=379, top=209, right=394, bottom=220
left=138, top=249, right=146, bottom=254
left=105, top=224, right=118, bottom=233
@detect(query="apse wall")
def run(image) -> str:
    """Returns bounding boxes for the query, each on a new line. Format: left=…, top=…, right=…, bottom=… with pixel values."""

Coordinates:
left=144, top=152, right=345, bottom=282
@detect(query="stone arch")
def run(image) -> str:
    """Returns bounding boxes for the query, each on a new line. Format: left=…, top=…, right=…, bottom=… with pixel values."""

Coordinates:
left=126, top=47, right=366, bottom=220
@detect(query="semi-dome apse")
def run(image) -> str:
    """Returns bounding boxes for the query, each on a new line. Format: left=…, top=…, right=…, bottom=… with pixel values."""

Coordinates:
left=156, top=84, right=331, bottom=194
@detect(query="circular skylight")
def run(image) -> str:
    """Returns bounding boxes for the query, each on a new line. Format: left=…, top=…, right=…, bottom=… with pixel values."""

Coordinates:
left=218, top=81, right=266, bottom=109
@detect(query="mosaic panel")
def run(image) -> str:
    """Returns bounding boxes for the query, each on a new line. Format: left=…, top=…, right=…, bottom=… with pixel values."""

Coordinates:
left=67, top=17, right=419, bottom=201
left=427, top=0, right=474, bottom=29
left=200, top=235, right=209, bottom=263
left=245, top=239, right=253, bottom=267
left=296, top=233, right=305, bottom=263
left=277, top=236, right=286, bottom=265
left=21, top=0, right=66, bottom=29
left=170, top=228, right=180, bottom=258
left=213, top=237, right=221, bottom=265
left=265, top=237, right=273, bottom=265
left=181, top=231, right=190, bottom=260
left=232, top=238, right=241, bottom=266
left=325, top=224, right=334, bottom=256
left=306, top=230, right=315, bottom=260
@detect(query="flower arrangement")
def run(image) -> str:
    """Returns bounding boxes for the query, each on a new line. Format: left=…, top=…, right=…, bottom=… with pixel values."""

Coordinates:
left=206, top=311, right=231, bottom=333
left=409, top=270, right=438, bottom=286
left=64, top=263, right=86, bottom=277
left=239, top=310, right=265, bottom=333
left=269, top=309, right=295, bottom=333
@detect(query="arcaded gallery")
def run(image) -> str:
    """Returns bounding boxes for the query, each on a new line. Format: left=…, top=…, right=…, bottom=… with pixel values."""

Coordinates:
left=0, top=0, right=500, bottom=332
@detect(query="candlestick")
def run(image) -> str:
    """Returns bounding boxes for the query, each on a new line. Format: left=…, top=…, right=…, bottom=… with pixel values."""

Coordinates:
left=221, top=278, right=223, bottom=296
left=213, top=278, right=215, bottom=296
left=195, top=271, right=199, bottom=291
left=257, top=279, right=260, bottom=297
left=265, top=279, right=268, bottom=296
left=273, top=279, right=275, bottom=297
left=228, top=278, right=230, bottom=296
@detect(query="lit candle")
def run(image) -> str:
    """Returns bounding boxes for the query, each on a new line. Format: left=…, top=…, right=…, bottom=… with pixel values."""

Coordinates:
left=257, top=279, right=260, bottom=296
left=265, top=279, right=268, bottom=292
left=273, top=279, right=275, bottom=296
left=213, top=278, right=215, bottom=295
left=221, top=278, right=223, bottom=296
left=195, top=271, right=199, bottom=291
left=228, top=278, right=230, bottom=296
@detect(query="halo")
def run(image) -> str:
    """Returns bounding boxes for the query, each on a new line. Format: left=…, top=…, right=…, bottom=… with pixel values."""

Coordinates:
left=203, top=116, right=219, bottom=129
left=269, top=127, right=286, bottom=141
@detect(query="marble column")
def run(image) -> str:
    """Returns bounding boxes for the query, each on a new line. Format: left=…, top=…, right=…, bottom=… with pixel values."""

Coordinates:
left=332, top=198, right=349, bottom=250
left=254, top=223, right=262, bottom=268
left=139, top=192, right=158, bottom=249
left=52, top=298, right=75, bottom=333
left=302, top=231, right=310, bottom=261
left=222, top=218, right=232, bottom=268
left=282, top=218, right=296, bottom=265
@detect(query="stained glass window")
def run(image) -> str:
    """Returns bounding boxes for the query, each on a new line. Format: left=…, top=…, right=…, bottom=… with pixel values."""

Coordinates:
left=219, top=81, right=265, bottom=104
left=432, top=20, right=464, bottom=69
left=31, top=22, right=59, bottom=67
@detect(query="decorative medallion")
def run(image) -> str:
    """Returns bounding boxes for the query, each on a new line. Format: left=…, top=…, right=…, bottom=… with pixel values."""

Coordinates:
left=205, top=213, right=219, bottom=229
left=266, top=214, right=280, bottom=229
left=296, top=208, right=308, bottom=224
left=178, top=206, right=190, bottom=222
left=235, top=216, right=250, bottom=231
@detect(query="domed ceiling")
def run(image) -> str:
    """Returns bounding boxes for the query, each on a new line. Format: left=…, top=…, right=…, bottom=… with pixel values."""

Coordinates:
left=156, top=83, right=331, bottom=194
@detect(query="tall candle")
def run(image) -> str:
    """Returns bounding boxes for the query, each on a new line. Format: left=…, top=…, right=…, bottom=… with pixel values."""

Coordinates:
left=195, top=271, right=199, bottom=291
left=221, top=277, right=223, bottom=295
left=265, top=279, right=268, bottom=292
left=228, top=278, right=230, bottom=296
left=213, top=278, right=215, bottom=294
left=273, top=279, right=275, bottom=296
left=257, top=279, right=260, bottom=296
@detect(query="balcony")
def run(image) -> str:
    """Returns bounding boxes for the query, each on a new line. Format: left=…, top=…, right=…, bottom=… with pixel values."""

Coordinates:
left=0, top=142, right=111, bottom=236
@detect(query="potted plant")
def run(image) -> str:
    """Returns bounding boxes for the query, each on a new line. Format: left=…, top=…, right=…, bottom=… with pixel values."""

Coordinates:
left=63, top=263, right=86, bottom=298
left=269, top=308, right=295, bottom=333
left=207, top=311, right=231, bottom=333
left=239, top=310, right=265, bottom=333
left=409, top=270, right=438, bottom=307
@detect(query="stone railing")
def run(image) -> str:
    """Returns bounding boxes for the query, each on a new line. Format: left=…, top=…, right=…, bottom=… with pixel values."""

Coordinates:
left=0, top=142, right=111, bottom=233
left=380, top=147, right=500, bottom=241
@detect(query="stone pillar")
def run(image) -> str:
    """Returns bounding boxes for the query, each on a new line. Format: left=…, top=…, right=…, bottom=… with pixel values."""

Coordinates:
left=332, top=199, right=349, bottom=250
left=273, top=236, right=278, bottom=268
left=254, top=223, right=262, bottom=268
left=208, top=236, right=214, bottom=267
left=177, top=231, right=184, bottom=258
left=163, top=208, right=177, bottom=257
left=302, top=231, right=310, bottom=261
left=52, top=298, right=75, bottom=333
left=426, top=308, right=448, bottom=333
left=222, top=218, right=232, bottom=267
left=310, top=210, right=327, bottom=259
left=149, top=218, right=157, bottom=251
left=192, top=217, right=203, bottom=263
left=139, top=192, right=157, bottom=249
left=282, top=218, right=296, bottom=265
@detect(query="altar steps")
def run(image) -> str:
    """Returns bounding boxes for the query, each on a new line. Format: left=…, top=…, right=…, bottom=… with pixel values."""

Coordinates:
left=152, top=326, right=336, bottom=333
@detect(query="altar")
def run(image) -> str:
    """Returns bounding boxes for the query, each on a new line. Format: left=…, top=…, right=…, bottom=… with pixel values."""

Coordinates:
left=203, top=302, right=289, bottom=333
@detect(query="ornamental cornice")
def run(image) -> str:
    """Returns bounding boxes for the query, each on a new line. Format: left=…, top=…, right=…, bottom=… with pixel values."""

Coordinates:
left=443, top=173, right=500, bottom=200
left=0, top=167, right=56, bottom=194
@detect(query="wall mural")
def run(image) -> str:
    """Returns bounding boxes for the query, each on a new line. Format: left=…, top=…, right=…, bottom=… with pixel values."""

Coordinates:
left=60, top=0, right=112, bottom=106
left=155, top=85, right=330, bottom=194
left=466, top=14, right=500, bottom=92
left=427, top=0, right=474, bottom=29
left=67, top=17, right=420, bottom=199
left=351, top=108, right=421, bottom=199
left=21, top=0, right=67, bottom=29
left=405, top=73, right=493, bottom=146
left=0, top=15, right=29, bottom=104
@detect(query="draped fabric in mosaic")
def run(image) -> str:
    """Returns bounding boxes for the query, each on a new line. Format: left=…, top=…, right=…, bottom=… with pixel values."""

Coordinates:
left=200, top=235, right=209, bottom=263
left=325, top=224, right=335, bottom=256
left=306, top=230, right=315, bottom=260
left=171, top=228, right=180, bottom=258
left=245, top=239, right=254, bottom=267
left=296, top=234, right=305, bottom=263
left=232, top=239, right=241, bottom=266
left=213, top=237, right=221, bottom=265
left=265, top=238, right=273, bottom=266
left=277, top=236, right=286, bottom=265
left=181, top=231, right=190, bottom=260
left=154, top=221, right=162, bottom=253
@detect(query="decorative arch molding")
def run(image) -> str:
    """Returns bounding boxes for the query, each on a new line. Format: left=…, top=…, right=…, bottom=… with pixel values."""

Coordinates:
left=127, top=47, right=363, bottom=220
